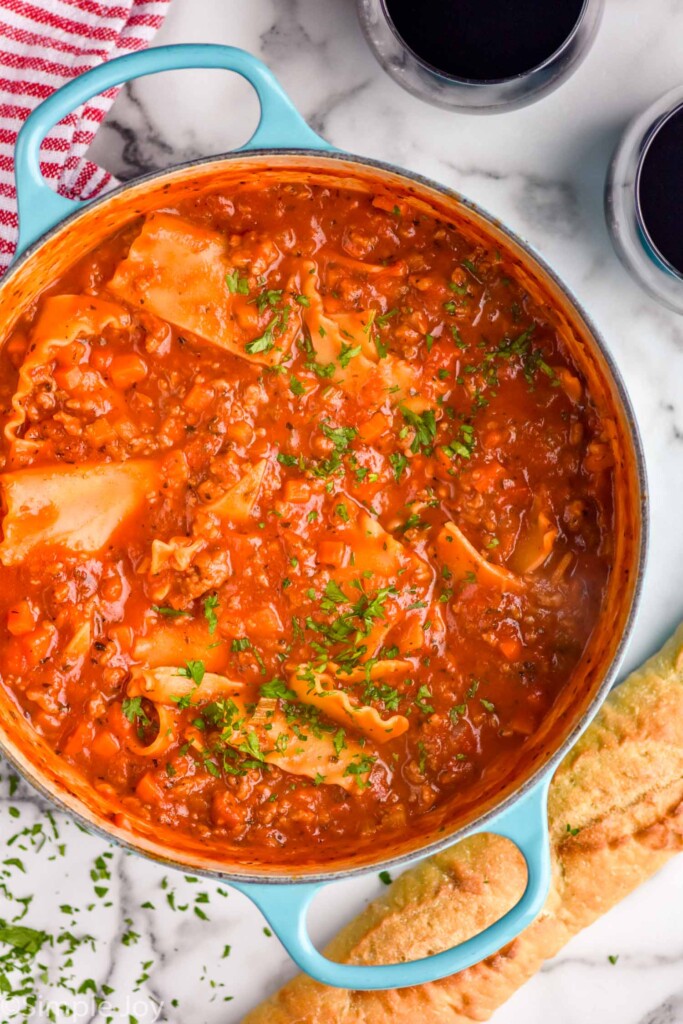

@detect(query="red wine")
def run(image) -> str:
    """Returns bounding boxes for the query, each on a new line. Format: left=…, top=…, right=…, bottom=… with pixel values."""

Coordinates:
left=637, top=106, right=683, bottom=275
left=383, top=0, right=585, bottom=80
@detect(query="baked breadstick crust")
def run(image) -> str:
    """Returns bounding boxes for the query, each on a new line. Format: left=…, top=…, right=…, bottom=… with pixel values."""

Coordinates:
left=243, top=624, right=683, bottom=1024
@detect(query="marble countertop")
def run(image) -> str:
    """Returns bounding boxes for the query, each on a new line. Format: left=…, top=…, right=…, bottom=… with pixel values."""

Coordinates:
left=3, top=0, right=683, bottom=1021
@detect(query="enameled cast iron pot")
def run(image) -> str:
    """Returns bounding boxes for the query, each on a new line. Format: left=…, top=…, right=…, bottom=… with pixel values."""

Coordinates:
left=0, top=45, right=647, bottom=990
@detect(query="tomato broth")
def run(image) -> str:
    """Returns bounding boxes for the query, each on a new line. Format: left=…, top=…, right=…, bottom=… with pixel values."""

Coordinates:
left=0, top=181, right=616, bottom=862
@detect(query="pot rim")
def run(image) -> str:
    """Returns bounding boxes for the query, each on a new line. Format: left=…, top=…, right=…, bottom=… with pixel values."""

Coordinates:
left=0, top=146, right=649, bottom=885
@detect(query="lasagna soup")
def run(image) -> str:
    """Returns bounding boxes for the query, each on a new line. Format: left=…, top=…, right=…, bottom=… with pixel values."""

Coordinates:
left=0, top=183, right=616, bottom=860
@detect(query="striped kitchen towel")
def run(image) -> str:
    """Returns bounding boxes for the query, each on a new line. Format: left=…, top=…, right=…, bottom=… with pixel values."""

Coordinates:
left=0, top=0, right=171, bottom=273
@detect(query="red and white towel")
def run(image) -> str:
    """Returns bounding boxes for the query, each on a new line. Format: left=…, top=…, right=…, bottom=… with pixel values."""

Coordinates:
left=0, top=0, right=171, bottom=272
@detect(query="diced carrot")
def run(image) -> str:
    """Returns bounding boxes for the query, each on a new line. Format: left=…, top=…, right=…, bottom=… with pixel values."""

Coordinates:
left=283, top=479, right=311, bottom=504
left=53, top=366, right=83, bottom=392
left=100, top=572, right=123, bottom=603
left=109, top=353, right=148, bottom=390
left=107, top=701, right=134, bottom=742
left=159, top=450, right=189, bottom=488
left=401, top=617, right=425, bottom=653
left=554, top=366, right=583, bottom=404
left=583, top=441, right=614, bottom=473
left=316, top=539, right=349, bottom=567
left=108, top=624, right=134, bottom=654
left=183, top=726, right=206, bottom=752
left=7, top=599, right=36, bottom=636
left=226, top=420, right=255, bottom=446
left=3, top=639, right=26, bottom=676
left=358, top=411, right=390, bottom=443
left=245, top=606, right=283, bottom=637
left=508, top=710, right=536, bottom=736
left=135, top=772, right=165, bottom=805
left=54, top=340, right=86, bottom=367
left=91, top=728, right=121, bottom=759
left=499, top=636, right=524, bottom=661
left=62, top=721, right=94, bottom=758
left=85, top=417, right=117, bottom=446
left=371, top=194, right=409, bottom=216
left=183, top=382, right=214, bottom=412
left=435, top=447, right=453, bottom=475
left=470, top=461, right=506, bottom=494
left=90, top=347, right=113, bottom=373
left=22, top=622, right=58, bottom=665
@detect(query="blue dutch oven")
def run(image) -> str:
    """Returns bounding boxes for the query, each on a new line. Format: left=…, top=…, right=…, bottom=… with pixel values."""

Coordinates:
left=0, top=44, right=646, bottom=990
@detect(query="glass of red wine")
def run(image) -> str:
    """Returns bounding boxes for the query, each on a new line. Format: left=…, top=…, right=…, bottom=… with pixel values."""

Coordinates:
left=357, top=0, right=604, bottom=113
left=606, top=87, right=683, bottom=313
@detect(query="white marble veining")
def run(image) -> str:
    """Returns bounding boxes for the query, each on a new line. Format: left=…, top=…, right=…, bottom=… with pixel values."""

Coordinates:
left=2, top=0, right=683, bottom=1021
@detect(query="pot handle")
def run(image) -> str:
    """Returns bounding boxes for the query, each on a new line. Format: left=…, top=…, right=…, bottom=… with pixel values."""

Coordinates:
left=232, top=777, right=551, bottom=990
left=14, top=43, right=330, bottom=255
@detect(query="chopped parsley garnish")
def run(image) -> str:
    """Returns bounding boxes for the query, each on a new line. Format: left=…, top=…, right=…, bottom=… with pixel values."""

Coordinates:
left=333, top=729, right=346, bottom=756
left=260, top=678, right=296, bottom=700
left=379, top=870, right=392, bottom=885
left=178, top=660, right=206, bottom=687
left=449, top=703, right=467, bottom=723
left=343, top=754, right=377, bottom=788
left=339, top=341, right=362, bottom=368
left=389, top=451, right=408, bottom=481
left=225, top=269, right=249, bottom=295
left=122, top=696, right=150, bottom=729
left=289, top=376, right=306, bottom=396
left=400, top=406, right=437, bottom=454
left=375, top=308, right=399, bottom=327
left=322, top=422, right=358, bottom=451
left=323, top=579, right=347, bottom=606
left=294, top=293, right=311, bottom=307
left=152, top=605, right=189, bottom=618
left=231, top=637, right=266, bottom=674
left=203, top=594, right=219, bottom=635
left=461, top=258, right=481, bottom=281
left=449, top=279, right=468, bottom=296
left=414, top=685, right=434, bottom=714
left=443, top=422, right=476, bottom=460
left=253, top=288, right=283, bottom=312
left=245, top=318, right=279, bottom=355
left=364, top=680, right=400, bottom=712
left=238, top=731, right=265, bottom=762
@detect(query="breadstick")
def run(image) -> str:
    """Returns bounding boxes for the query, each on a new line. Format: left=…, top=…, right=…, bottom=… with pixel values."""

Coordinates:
left=243, top=624, right=683, bottom=1024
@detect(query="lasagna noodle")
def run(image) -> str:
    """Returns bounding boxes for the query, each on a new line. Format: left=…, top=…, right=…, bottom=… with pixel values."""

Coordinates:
left=300, top=261, right=419, bottom=402
left=0, top=458, right=160, bottom=565
left=5, top=295, right=131, bottom=465
left=244, top=698, right=375, bottom=793
left=107, top=212, right=300, bottom=366
left=243, top=623, right=683, bottom=1024
left=127, top=667, right=245, bottom=706
left=436, top=520, right=524, bottom=592
left=287, top=668, right=410, bottom=744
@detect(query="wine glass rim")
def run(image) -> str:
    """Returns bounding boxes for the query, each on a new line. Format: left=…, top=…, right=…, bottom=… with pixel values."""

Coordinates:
left=378, top=0, right=592, bottom=86
left=634, top=99, right=683, bottom=282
